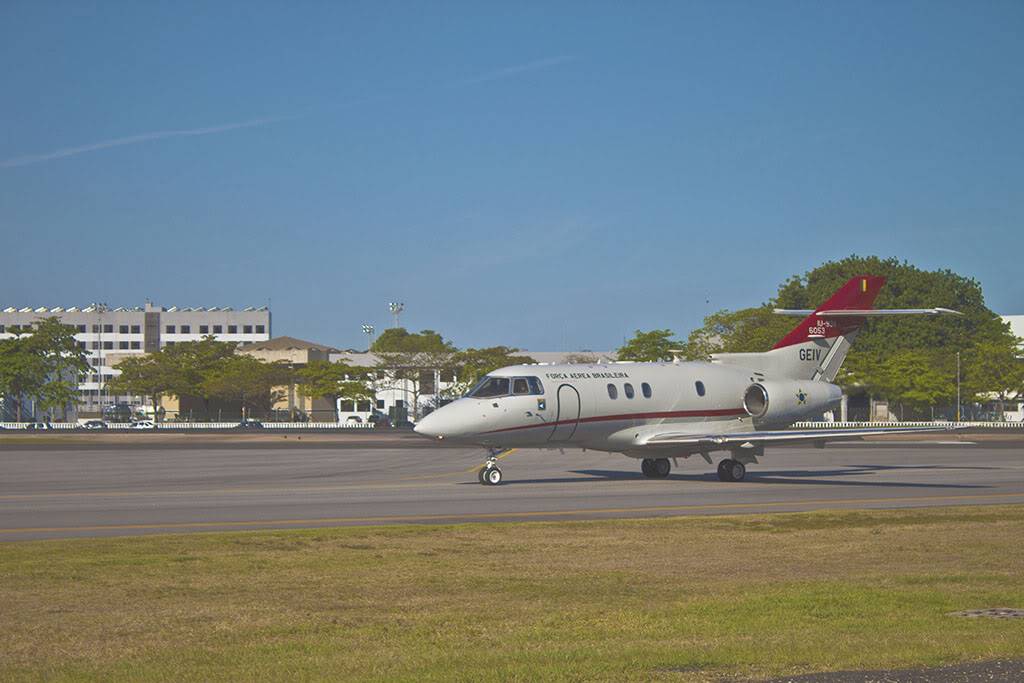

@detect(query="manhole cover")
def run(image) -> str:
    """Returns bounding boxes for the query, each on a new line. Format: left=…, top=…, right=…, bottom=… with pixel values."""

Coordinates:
left=948, top=608, right=1024, bottom=619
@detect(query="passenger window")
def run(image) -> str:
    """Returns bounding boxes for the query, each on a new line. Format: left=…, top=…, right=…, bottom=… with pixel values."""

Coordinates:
left=695, top=381, right=706, bottom=397
left=642, top=382, right=652, bottom=398
left=512, top=378, right=530, bottom=395
left=527, top=377, right=545, bottom=395
left=607, top=384, right=618, bottom=400
left=624, top=383, right=635, bottom=399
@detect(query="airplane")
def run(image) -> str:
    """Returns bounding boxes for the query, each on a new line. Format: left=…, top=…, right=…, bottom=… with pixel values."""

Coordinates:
left=414, top=276, right=962, bottom=485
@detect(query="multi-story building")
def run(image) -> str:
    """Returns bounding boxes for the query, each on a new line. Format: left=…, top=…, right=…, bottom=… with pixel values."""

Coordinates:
left=0, top=302, right=270, bottom=417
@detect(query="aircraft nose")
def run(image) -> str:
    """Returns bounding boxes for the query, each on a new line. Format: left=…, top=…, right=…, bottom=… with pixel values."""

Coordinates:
left=414, top=410, right=446, bottom=439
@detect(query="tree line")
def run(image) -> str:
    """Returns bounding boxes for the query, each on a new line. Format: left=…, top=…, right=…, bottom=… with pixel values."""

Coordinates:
left=615, top=256, right=1024, bottom=418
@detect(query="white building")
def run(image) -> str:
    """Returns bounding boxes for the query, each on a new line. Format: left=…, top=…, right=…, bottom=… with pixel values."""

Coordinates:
left=329, top=350, right=617, bottom=423
left=0, top=303, right=270, bottom=417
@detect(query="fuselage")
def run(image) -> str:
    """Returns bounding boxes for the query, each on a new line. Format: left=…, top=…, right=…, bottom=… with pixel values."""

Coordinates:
left=414, top=360, right=801, bottom=455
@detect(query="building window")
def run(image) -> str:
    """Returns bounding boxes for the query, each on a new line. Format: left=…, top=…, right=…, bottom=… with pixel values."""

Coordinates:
left=77, top=341, right=86, bottom=349
left=642, top=382, right=652, bottom=399
left=624, top=383, right=635, bottom=399
left=119, top=325, right=129, bottom=334
left=181, top=325, right=191, bottom=334
left=228, top=325, right=238, bottom=334
left=91, top=341, right=99, bottom=350
left=243, top=325, right=253, bottom=334
left=607, top=384, right=618, bottom=399
left=0, top=325, right=4, bottom=333
left=119, top=341, right=129, bottom=350
left=92, top=324, right=100, bottom=333
left=357, top=400, right=372, bottom=412
left=130, top=341, right=141, bottom=350
left=103, top=341, right=113, bottom=350
left=103, top=324, right=113, bottom=333
left=199, top=325, right=209, bottom=334
left=166, top=325, right=175, bottom=333
left=376, top=399, right=385, bottom=410
left=77, top=324, right=86, bottom=333
left=131, top=325, right=141, bottom=334
left=255, top=325, right=265, bottom=334
left=695, top=381, right=706, bottom=397
left=165, top=341, right=175, bottom=346
left=213, top=325, right=223, bottom=334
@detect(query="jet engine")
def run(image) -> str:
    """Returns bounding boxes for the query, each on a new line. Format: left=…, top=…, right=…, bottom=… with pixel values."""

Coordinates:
left=742, top=380, right=842, bottom=426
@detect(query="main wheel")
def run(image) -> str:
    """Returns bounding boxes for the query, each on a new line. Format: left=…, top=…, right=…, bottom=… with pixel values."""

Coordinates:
left=478, top=466, right=488, bottom=484
left=729, top=460, right=746, bottom=482
left=717, top=459, right=735, bottom=482
left=641, top=458, right=656, bottom=477
left=482, top=466, right=503, bottom=486
left=653, top=458, right=671, bottom=478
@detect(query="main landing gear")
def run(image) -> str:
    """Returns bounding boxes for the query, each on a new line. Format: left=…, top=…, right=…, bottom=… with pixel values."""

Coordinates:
left=717, top=458, right=747, bottom=482
left=641, top=458, right=671, bottom=479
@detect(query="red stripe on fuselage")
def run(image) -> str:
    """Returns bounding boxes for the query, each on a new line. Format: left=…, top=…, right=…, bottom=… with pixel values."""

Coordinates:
left=482, top=408, right=747, bottom=434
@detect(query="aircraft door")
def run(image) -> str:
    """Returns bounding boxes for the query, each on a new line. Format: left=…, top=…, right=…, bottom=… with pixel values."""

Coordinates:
left=548, top=384, right=581, bottom=442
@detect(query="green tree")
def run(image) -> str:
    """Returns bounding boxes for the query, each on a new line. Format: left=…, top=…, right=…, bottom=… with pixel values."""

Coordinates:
left=161, top=337, right=237, bottom=419
left=962, top=332, right=1024, bottom=419
left=874, top=349, right=955, bottom=416
left=0, top=317, right=90, bottom=421
left=296, top=360, right=374, bottom=416
left=617, top=329, right=681, bottom=362
left=447, top=347, right=536, bottom=396
left=372, top=329, right=457, bottom=419
left=200, top=355, right=290, bottom=420
left=107, top=354, right=176, bottom=423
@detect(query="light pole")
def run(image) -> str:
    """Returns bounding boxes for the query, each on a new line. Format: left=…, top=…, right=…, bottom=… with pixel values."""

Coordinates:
left=388, top=302, right=404, bottom=329
left=93, top=302, right=109, bottom=415
left=361, top=323, right=375, bottom=349
left=956, top=350, right=961, bottom=422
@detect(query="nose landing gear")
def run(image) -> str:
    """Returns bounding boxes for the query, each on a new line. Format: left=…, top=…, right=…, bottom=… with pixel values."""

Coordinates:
left=478, top=450, right=505, bottom=486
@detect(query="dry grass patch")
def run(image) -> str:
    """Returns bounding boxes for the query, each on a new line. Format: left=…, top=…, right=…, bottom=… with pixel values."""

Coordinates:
left=2, top=506, right=1024, bottom=681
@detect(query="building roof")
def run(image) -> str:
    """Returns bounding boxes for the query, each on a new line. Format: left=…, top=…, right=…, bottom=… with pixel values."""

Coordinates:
left=240, top=336, right=340, bottom=353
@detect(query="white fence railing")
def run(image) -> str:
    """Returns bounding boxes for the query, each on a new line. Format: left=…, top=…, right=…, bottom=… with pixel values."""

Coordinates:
left=793, top=420, right=1024, bottom=430
left=0, top=421, right=377, bottom=430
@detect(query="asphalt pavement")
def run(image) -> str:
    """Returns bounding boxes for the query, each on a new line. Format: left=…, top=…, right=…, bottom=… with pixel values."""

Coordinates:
left=1, top=434, right=1022, bottom=540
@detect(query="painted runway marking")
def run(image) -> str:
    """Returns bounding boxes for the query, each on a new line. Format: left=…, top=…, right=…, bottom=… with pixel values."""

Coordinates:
left=2, top=491, right=1023, bottom=536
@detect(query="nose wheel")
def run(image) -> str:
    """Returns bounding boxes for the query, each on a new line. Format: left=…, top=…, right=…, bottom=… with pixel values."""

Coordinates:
left=479, top=456, right=503, bottom=486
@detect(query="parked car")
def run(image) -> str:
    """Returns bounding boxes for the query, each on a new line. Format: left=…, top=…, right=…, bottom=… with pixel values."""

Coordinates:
left=130, top=420, right=156, bottom=430
left=80, top=420, right=108, bottom=430
left=25, top=422, right=53, bottom=430
left=235, top=419, right=264, bottom=429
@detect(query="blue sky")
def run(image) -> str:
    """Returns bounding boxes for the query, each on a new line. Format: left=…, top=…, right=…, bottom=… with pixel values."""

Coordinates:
left=2, top=1, right=1021, bottom=351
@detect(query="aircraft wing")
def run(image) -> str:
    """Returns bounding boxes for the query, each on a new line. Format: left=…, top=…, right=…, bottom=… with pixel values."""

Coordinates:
left=640, top=425, right=960, bottom=448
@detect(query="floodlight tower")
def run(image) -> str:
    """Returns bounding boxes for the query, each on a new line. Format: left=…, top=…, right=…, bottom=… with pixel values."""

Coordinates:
left=361, top=323, right=375, bottom=348
left=388, top=302, right=404, bottom=329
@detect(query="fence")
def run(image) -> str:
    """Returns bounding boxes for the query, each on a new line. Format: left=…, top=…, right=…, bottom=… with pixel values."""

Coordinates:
left=0, top=421, right=376, bottom=430
left=793, top=420, right=1024, bottom=430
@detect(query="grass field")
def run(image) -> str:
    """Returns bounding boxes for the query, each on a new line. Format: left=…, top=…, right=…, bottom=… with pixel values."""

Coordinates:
left=2, top=506, right=1024, bottom=681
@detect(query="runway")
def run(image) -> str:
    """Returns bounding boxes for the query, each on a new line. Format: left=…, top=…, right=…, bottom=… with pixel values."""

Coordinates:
left=1, top=435, right=1022, bottom=540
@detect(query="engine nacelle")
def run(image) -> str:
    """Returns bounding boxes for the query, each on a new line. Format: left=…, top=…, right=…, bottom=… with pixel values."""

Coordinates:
left=742, top=380, right=842, bottom=426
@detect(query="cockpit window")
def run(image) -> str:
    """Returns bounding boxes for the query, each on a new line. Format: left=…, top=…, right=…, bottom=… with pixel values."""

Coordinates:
left=527, top=377, right=544, bottom=395
left=469, top=376, right=511, bottom=398
left=512, top=378, right=530, bottom=395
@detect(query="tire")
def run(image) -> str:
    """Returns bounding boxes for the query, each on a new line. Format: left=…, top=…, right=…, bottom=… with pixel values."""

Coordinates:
left=484, top=467, right=503, bottom=486
left=730, top=460, right=746, bottom=482
left=641, top=459, right=656, bottom=477
left=653, top=458, right=671, bottom=478
left=478, top=467, right=488, bottom=484
left=717, top=459, right=735, bottom=482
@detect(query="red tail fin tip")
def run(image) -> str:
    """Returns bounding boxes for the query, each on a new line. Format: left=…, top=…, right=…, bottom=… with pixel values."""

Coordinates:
left=772, top=276, right=885, bottom=349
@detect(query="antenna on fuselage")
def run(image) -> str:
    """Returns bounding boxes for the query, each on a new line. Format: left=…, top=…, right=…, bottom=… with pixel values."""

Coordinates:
left=668, top=349, right=686, bottom=365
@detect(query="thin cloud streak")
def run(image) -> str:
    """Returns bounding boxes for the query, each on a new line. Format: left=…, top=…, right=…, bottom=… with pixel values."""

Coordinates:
left=452, top=55, right=578, bottom=86
left=2, top=55, right=578, bottom=169
left=0, top=115, right=294, bottom=168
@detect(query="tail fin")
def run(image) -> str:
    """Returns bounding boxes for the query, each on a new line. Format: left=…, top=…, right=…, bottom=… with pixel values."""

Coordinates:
left=711, top=276, right=884, bottom=381
left=771, top=275, right=885, bottom=351
left=711, top=275, right=961, bottom=380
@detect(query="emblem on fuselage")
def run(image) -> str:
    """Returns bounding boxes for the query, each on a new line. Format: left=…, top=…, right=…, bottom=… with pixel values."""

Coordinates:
left=796, top=389, right=808, bottom=404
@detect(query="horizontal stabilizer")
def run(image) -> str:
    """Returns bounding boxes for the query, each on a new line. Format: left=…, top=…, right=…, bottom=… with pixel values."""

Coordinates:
left=774, top=308, right=962, bottom=317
